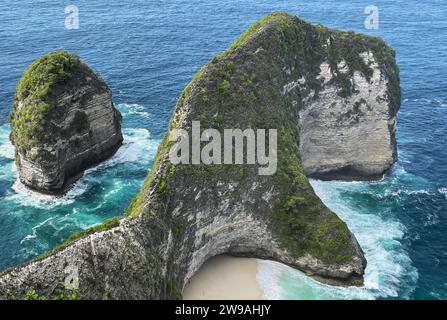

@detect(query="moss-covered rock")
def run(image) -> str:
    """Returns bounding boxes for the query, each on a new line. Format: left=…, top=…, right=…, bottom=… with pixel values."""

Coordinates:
left=11, top=51, right=82, bottom=153
left=9, top=50, right=123, bottom=193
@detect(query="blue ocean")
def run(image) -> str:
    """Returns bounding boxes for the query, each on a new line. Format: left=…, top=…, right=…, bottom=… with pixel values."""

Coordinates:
left=0, top=0, right=446, bottom=299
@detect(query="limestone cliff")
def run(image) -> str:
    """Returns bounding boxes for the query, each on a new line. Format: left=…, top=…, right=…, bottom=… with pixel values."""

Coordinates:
left=9, top=51, right=123, bottom=194
left=298, top=36, right=399, bottom=180
left=0, top=12, right=400, bottom=299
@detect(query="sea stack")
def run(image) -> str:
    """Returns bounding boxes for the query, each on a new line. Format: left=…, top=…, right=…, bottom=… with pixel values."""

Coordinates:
left=0, top=12, right=400, bottom=299
left=9, top=51, right=123, bottom=194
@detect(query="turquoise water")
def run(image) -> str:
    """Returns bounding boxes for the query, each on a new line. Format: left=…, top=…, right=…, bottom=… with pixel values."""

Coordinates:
left=0, top=0, right=446, bottom=299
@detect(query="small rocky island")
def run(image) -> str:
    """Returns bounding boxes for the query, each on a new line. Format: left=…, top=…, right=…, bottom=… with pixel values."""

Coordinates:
left=0, top=12, right=400, bottom=299
left=9, top=51, right=123, bottom=194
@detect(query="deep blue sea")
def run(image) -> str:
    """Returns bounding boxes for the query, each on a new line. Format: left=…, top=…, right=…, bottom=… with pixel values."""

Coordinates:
left=0, top=0, right=446, bottom=299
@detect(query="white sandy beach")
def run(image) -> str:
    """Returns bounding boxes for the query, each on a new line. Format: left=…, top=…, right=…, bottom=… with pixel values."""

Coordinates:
left=183, top=255, right=264, bottom=300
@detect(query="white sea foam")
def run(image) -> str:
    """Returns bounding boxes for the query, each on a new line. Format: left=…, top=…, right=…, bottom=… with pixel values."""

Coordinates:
left=86, top=128, right=159, bottom=173
left=117, top=103, right=150, bottom=118
left=8, top=179, right=87, bottom=209
left=20, top=217, right=55, bottom=244
left=0, top=162, right=16, bottom=182
left=7, top=130, right=157, bottom=209
left=423, top=212, right=439, bottom=227
left=256, top=260, right=283, bottom=300
left=438, top=187, right=447, bottom=199
left=0, top=123, right=14, bottom=160
left=434, top=98, right=447, bottom=107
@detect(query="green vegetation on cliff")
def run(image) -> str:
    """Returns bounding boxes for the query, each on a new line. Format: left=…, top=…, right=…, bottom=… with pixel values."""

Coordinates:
left=15, top=51, right=81, bottom=102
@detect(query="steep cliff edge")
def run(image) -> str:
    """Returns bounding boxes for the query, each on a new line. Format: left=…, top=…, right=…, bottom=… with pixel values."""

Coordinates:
left=0, top=12, right=400, bottom=299
left=9, top=51, right=123, bottom=194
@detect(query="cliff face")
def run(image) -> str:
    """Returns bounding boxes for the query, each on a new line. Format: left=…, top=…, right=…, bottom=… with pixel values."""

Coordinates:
left=0, top=12, right=400, bottom=299
left=298, top=39, right=399, bottom=180
left=10, top=51, right=123, bottom=194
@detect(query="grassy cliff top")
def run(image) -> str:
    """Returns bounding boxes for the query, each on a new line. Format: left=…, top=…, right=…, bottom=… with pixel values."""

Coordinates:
left=15, top=50, right=83, bottom=102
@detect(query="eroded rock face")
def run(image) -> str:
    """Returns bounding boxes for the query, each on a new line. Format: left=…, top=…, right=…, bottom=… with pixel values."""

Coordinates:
left=0, top=12, right=401, bottom=299
left=10, top=51, right=123, bottom=194
left=298, top=52, right=399, bottom=180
